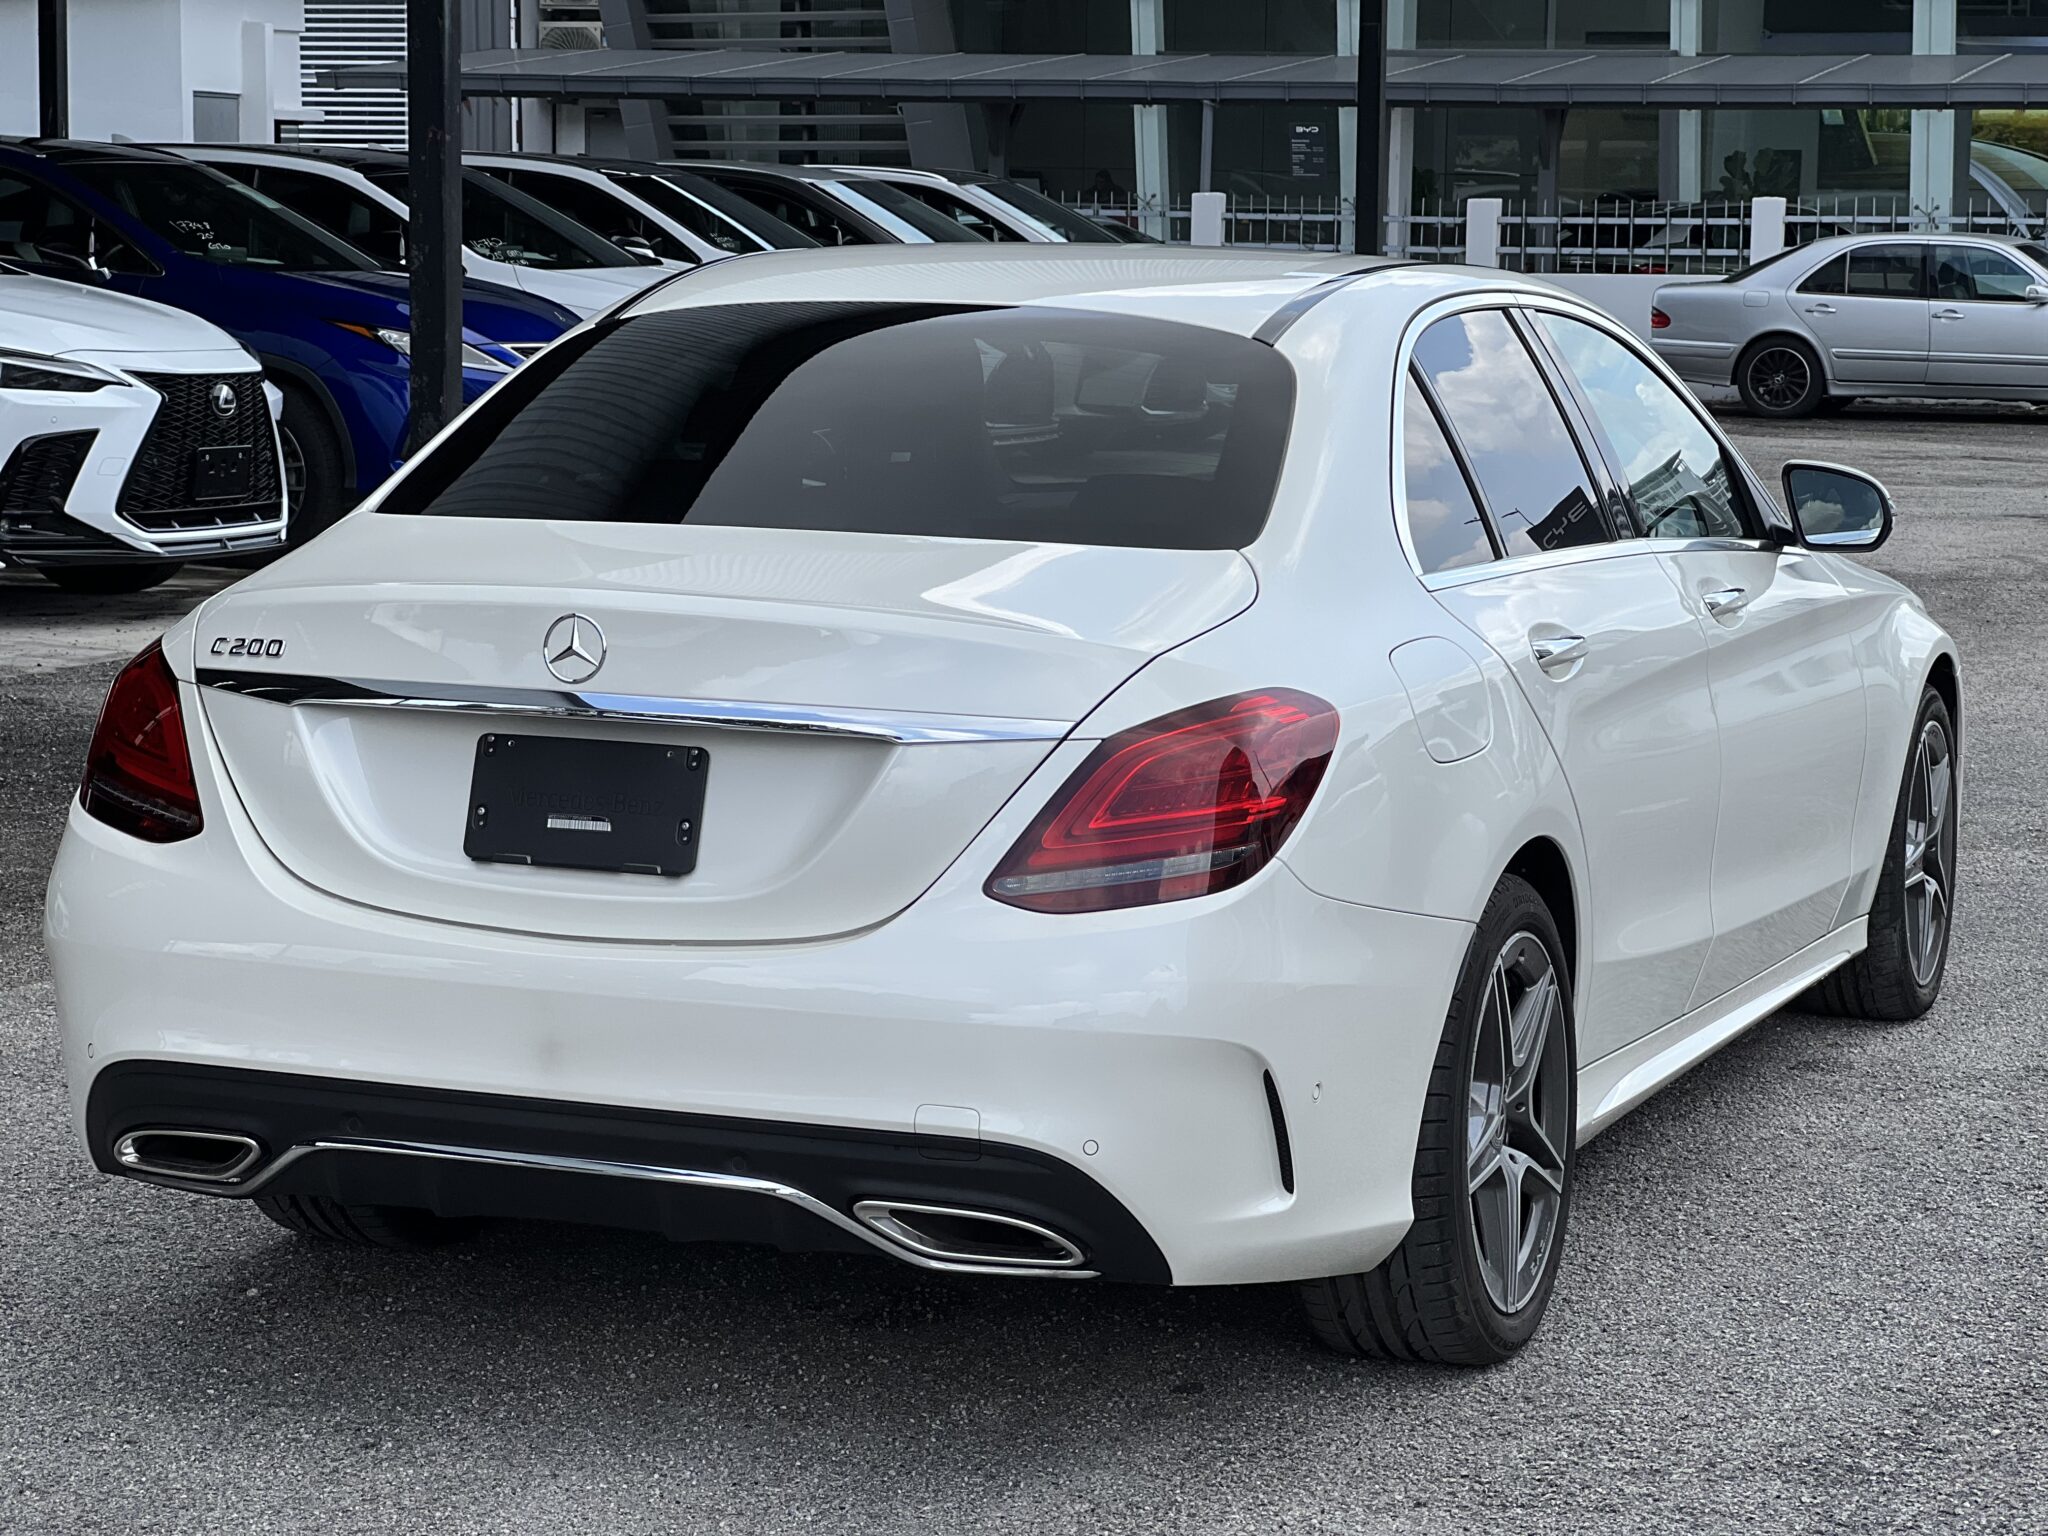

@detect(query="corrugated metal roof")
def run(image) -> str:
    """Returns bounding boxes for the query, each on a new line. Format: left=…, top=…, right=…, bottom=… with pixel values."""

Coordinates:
left=319, top=46, right=2048, bottom=109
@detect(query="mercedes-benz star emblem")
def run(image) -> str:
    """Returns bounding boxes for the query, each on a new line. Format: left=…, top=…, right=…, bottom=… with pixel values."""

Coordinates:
left=543, top=613, right=605, bottom=685
left=209, top=382, right=238, bottom=418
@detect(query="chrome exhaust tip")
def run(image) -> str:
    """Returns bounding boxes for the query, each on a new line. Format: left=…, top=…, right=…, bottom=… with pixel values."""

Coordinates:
left=852, top=1200, right=1087, bottom=1270
left=113, top=1128, right=264, bottom=1184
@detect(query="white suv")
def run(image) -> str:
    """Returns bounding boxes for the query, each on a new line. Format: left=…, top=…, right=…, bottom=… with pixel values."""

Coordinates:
left=0, top=267, right=284, bottom=593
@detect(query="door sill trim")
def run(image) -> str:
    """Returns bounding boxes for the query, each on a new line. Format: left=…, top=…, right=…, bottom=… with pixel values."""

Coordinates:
left=1576, top=917, right=1867, bottom=1142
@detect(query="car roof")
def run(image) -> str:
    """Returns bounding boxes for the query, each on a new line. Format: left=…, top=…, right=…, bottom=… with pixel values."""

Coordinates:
left=0, top=138, right=195, bottom=166
left=661, top=160, right=891, bottom=186
left=622, top=245, right=1527, bottom=339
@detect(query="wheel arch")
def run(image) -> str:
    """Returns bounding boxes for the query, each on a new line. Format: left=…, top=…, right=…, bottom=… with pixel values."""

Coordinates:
left=1503, top=836, right=1580, bottom=995
left=255, top=356, right=358, bottom=496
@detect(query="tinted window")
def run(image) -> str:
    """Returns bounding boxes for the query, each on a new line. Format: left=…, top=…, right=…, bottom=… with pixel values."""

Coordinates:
left=498, top=168, right=697, bottom=263
left=0, top=173, right=152, bottom=275
left=980, top=180, right=1121, bottom=243
left=386, top=304, right=1296, bottom=551
left=606, top=172, right=777, bottom=252
left=253, top=167, right=407, bottom=268
left=835, top=180, right=989, bottom=243
left=721, top=180, right=873, bottom=245
left=1412, top=310, right=1607, bottom=559
left=1846, top=244, right=1926, bottom=298
left=1932, top=244, right=2036, bottom=302
left=1401, top=374, right=1494, bottom=573
left=60, top=161, right=370, bottom=271
left=1537, top=313, right=1747, bottom=542
left=1799, top=254, right=1847, bottom=295
left=892, top=183, right=1024, bottom=241
left=367, top=169, right=636, bottom=268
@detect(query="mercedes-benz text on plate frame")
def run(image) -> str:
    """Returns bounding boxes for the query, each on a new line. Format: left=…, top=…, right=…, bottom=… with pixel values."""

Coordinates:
left=542, top=613, right=605, bottom=685
left=45, top=249, right=1963, bottom=1367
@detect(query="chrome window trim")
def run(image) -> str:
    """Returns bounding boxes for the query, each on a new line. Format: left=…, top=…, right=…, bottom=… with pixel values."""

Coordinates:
left=1419, top=535, right=1768, bottom=592
left=194, top=669, right=1069, bottom=745
left=1389, top=287, right=1784, bottom=586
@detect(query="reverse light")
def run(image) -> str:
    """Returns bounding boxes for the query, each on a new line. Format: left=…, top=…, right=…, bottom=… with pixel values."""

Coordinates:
left=986, top=690, right=1338, bottom=914
left=80, top=640, right=203, bottom=843
left=1650, top=306, right=1672, bottom=330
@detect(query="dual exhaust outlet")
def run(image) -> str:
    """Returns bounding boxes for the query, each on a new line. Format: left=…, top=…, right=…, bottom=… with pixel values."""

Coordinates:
left=110, top=1127, right=1089, bottom=1273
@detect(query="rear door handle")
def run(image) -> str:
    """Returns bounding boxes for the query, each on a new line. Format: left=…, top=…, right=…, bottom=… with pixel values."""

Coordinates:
left=1935, top=308, right=1965, bottom=322
left=1803, top=303, right=1837, bottom=316
left=1702, top=586, right=1751, bottom=618
left=1529, top=633, right=1588, bottom=675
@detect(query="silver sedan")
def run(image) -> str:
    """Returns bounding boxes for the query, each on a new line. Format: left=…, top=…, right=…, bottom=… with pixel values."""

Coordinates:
left=1653, top=232, right=2048, bottom=416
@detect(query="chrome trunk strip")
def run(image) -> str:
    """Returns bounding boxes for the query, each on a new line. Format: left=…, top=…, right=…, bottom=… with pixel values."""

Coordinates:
left=194, top=669, right=1071, bottom=745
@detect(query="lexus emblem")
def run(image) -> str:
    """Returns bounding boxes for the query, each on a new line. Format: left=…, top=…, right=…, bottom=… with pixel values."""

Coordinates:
left=209, top=381, right=238, bottom=418
left=543, top=613, right=605, bottom=685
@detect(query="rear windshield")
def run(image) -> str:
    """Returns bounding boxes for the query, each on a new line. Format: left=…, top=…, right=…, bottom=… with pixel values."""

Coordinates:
left=382, top=303, right=1296, bottom=551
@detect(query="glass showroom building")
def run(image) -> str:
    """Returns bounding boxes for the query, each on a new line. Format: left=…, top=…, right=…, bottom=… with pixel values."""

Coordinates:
left=324, top=1, right=2048, bottom=224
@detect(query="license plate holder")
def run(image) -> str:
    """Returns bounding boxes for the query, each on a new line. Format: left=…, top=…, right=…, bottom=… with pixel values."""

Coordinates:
left=192, top=444, right=254, bottom=502
left=463, top=733, right=708, bottom=878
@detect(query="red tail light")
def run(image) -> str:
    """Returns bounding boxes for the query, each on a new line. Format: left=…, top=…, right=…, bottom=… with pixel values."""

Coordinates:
left=986, top=690, right=1338, bottom=914
left=1650, top=306, right=1672, bottom=330
left=80, top=640, right=203, bottom=843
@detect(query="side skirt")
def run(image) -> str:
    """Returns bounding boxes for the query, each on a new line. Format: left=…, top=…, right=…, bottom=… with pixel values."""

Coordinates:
left=1575, top=918, right=1868, bottom=1142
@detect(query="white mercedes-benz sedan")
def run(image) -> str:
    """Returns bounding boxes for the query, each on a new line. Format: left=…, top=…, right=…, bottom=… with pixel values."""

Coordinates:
left=46, top=247, right=1960, bottom=1365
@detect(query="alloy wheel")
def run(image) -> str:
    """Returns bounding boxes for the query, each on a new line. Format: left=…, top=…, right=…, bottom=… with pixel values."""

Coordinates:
left=1903, top=718, right=1955, bottom=987
left=1466, top=930, right=1571, bottom=1315
left=1749, top=346, right=1812, bottom=411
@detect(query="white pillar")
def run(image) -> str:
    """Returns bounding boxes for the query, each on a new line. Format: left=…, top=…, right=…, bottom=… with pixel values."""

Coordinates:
left=1911, top=0, right=1960, bottom=226
left=1670, top=0, right=1703, bottom=202
left=1131, top=0, right=1170, bottom=240
left=1466, top=197, right=1503, bottom=266
left=239, top=22, right=275, bottom=143
left=1749, top=195, right=1787, bottom=263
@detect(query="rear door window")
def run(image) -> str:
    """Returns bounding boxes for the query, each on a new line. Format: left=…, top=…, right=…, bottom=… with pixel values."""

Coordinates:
left=1799, top=254, right=1848, bottom=295
left=382, top=303, right=1297, bottom=551
left=1400, top=373, right=1496, bottom=573
left=1846, top=244, right=1927, bottom=299
left=1410, top=309, right=1610, bottom=559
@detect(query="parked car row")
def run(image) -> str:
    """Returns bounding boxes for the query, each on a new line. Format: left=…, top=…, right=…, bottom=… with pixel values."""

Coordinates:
left=2, top=140, right=1132, bottom=592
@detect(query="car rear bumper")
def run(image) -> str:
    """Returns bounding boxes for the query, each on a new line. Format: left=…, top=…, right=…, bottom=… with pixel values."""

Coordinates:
left=1650, top=337, right=1737, bottom=386
left=47, top=741, right=1472, bottom=1285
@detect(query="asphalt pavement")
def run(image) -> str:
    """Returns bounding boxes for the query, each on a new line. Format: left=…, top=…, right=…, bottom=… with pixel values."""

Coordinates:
left=1, top=406, right=2043, bottom=1535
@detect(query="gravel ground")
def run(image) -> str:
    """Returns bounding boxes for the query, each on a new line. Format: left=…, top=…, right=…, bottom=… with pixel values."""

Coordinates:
left=1, top=407, right=2044, bottom=1535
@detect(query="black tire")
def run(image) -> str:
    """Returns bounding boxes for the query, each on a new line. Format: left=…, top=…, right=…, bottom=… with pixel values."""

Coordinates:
left=1804, top=686, right=1957, bottom=1021
left=254, top=1192, right=475, bottom=1249
left=1736, top=336, right=1826, bottom=418
left=1300, top=874, right=1577, bottom=1365
left=277, top=384, right=349, bottom=545
left=40, top=563, right=180, bottom=595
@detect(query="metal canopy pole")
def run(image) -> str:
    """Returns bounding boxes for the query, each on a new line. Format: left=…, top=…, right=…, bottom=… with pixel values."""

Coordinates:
left=1354, top=0, right=1387, bottom=255
left=37, top=0, right=69, bottom=139
left=406, top=0, right=464, bottom=456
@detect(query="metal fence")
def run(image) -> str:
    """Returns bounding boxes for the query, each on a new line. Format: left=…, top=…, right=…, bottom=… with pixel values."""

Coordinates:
left=1060, top=191, right=2041, bottom=269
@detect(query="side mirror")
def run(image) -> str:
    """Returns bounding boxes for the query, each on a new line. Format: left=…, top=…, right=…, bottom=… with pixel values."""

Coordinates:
left=614, top=235, right=661, bottom=265
left=1781, top=460, right=1894, bottom=552
left=2027, top=284, right=2048, bottom=305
